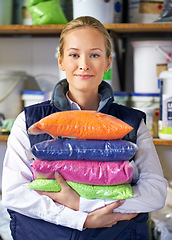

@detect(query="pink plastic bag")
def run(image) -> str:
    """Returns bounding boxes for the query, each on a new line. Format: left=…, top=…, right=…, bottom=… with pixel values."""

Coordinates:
left=31, top=160, right=138, bottom=185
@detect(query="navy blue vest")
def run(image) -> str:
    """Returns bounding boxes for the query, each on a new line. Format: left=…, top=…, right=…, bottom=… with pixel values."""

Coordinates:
left=8, top=100, right=149, bottom=240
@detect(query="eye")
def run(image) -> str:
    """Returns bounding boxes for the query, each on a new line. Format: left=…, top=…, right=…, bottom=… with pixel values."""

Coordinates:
left=91, top=54, right=100, bottom=58
left=69, top=53, right=79, bottom=58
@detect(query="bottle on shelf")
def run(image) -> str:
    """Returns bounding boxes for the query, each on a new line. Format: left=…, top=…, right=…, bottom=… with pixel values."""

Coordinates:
left=158, top=62, right=172, bottom=140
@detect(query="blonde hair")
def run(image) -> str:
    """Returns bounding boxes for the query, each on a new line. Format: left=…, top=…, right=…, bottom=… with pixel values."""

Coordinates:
left=59, top=16, right=112, bottom=59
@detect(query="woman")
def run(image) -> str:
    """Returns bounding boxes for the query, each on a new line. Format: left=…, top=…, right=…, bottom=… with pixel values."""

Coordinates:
left=2, top=16, right=167, bottom=240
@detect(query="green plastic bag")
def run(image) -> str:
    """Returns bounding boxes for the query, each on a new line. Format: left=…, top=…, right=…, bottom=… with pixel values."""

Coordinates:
left=27, top=0, right=67, bottom=25
left=28, top=179, right=134, bottom=200
left=27, top=0, right=45, bottom=7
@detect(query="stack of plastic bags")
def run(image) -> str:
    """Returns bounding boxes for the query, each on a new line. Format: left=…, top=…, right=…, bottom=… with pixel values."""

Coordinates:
left=28, top=110, right=139, bottom=200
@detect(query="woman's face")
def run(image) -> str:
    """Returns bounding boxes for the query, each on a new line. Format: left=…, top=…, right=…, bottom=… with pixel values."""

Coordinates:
left=58, top=27, right=111, bottom=94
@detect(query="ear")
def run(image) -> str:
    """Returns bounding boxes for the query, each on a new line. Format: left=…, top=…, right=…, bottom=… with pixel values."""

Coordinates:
left=57, top=53, right=65, bottom=71
left=105, top=54, right=112, bottom=72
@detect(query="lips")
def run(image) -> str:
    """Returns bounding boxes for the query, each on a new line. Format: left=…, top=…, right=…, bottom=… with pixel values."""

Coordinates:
left=75, top=74, right=93, bottom=79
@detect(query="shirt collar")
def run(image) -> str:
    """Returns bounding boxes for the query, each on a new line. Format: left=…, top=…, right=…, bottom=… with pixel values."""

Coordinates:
left=66, top=91, right=102, bottom=110
left=66, top=91, right=81, bottom=110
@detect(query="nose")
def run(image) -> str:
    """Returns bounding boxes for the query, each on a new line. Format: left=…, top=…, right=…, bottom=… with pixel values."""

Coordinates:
left=79, top=66, right=89, bottom=70
left=79, top=56, right=90, bottom=71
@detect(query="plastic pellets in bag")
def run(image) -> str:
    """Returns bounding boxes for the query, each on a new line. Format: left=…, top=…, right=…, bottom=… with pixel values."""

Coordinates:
left=31, top=160, right=139, bottom=185
left=31, top=138, right=138, bottom=161
left=67, top=182, right=135, bottom=200
left=28, top=179, right=136, bottom=200
left=28, top=179, right=61, bottom=192
left=28, top=110, right=133, bottom=140
left=27, top=0, right=68, bottom=25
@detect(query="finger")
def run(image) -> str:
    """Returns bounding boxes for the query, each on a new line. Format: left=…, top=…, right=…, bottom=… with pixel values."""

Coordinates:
left=54, top=171, right=68, bottom=189
left=104, top=200, right=126, bottom=213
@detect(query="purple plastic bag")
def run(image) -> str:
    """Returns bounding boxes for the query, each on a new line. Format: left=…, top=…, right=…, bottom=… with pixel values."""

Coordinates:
left=31, top=138, right=138, bottom=161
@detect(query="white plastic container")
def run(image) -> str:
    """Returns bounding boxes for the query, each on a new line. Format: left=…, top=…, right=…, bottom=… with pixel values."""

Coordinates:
left=128, top=0, right=163, bottom=23
left=132, top=41, right=172, bottom=93
left=158, top=64, right=172, bottom=140
left=73, top=0, right=114, bottom=24
left=130, top=93, right=160, bottom=135
left=114, top=92, right=129, bottom=106
left=0, top=0, right=13, bottom=24
left=113, top=0, right=123, bottom=23
left=0, top=71, right=27, bottom=118
left=130, top=93, right=160, bottom=109
left=22, top=90, right=45, bottom=107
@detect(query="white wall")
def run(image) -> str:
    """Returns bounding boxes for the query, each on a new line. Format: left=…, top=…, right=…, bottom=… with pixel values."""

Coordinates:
left=0, top=37, right=60, bottom=76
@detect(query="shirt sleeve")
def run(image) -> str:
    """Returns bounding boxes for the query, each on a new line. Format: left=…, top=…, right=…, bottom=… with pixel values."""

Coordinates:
left=2, top=112, right=88, bottom=231
left=80, top=119, right=167, bottom=213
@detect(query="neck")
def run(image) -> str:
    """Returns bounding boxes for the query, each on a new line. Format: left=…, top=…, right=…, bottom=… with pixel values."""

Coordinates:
left=68, top=89, right=100, bottom=111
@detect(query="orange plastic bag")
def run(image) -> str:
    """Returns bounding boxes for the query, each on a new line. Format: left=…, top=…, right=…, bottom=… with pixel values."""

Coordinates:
left=28, top=110, right=133, bottom=140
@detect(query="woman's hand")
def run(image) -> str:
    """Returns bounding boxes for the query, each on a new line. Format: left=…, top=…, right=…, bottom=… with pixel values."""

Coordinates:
left=35, top=172, right=80, bottom=210
left=35, top=172, right=138, bottom=228
left=84, top=201, right=138, bottom=228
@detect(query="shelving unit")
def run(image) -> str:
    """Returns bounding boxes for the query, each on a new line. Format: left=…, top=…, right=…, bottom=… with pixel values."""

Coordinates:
left=0, top=23, right=172, bottom=146
left=0, top=23, right=172, bottom=35
left=0, top=135, right=8, bottom=141
left=153, top=138, right=172, bottom=146
left=0, top=24, right=64, bottom=35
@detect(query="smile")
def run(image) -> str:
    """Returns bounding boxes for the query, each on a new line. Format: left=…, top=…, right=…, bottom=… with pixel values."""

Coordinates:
left=75, top=74, right=93, bottom=79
